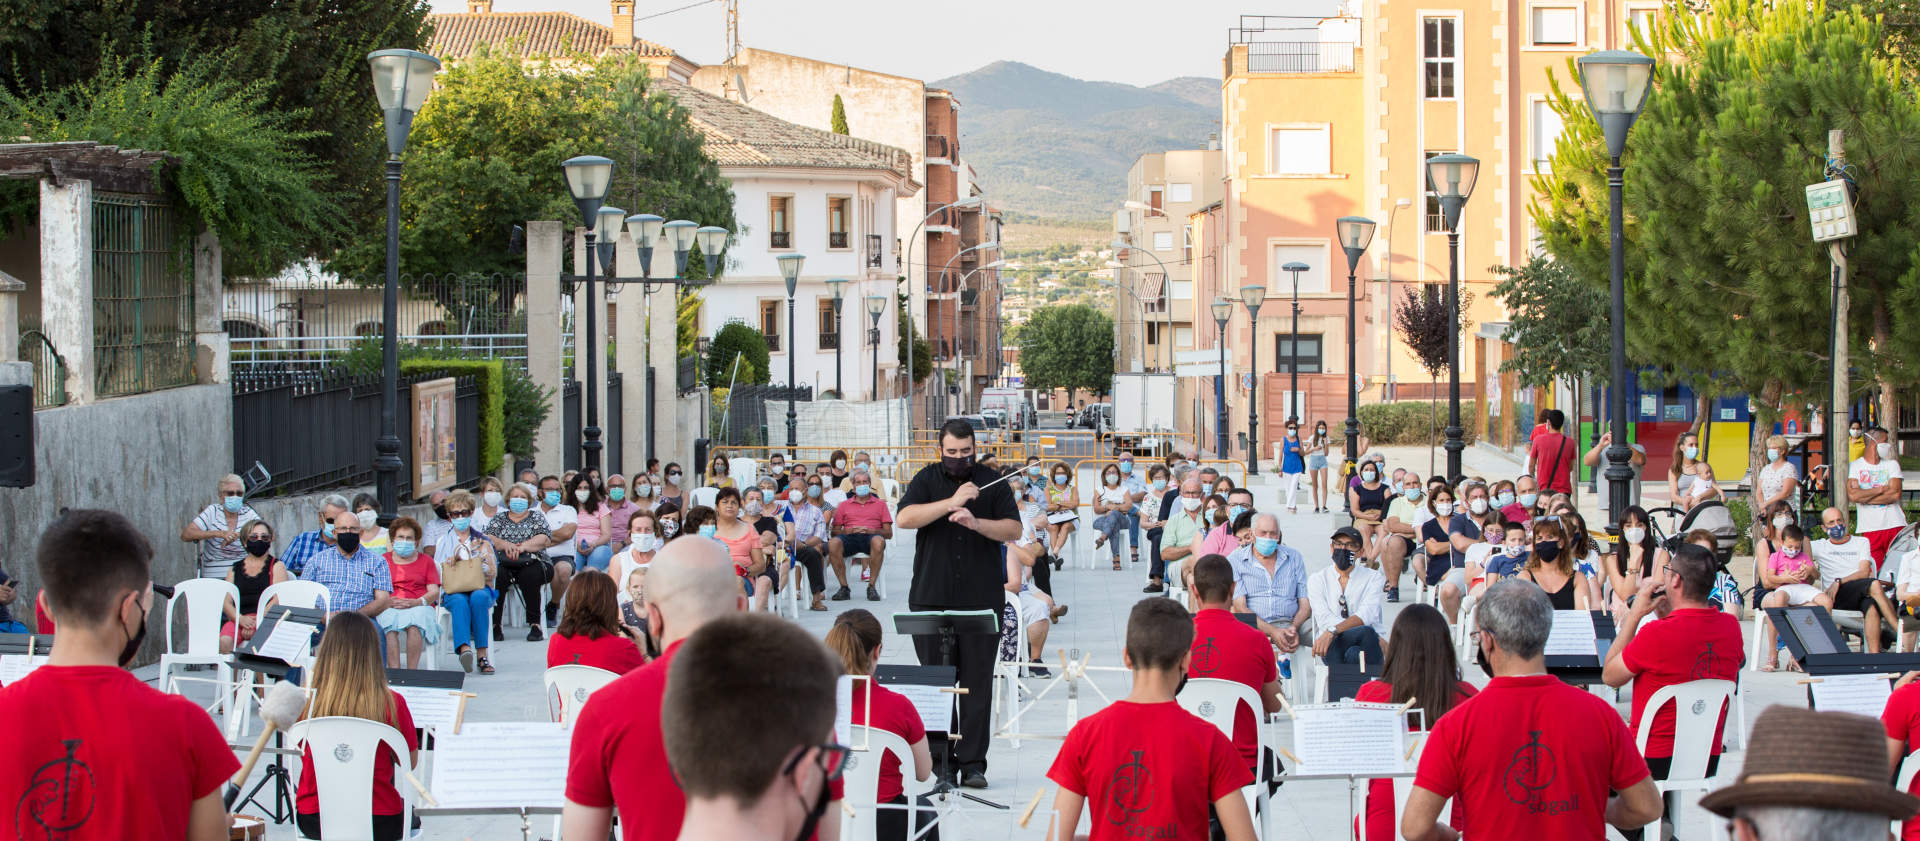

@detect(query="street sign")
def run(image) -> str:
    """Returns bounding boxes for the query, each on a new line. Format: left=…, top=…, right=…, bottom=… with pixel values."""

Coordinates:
left=1806, top=179, right=1857, bottom=242
left=1176, top=362, right=1223, bottom=378
left=1175, top=349, right=1220, bottom=365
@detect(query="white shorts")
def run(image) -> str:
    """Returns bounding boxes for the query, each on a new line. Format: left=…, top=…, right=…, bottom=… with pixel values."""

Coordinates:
left=1018, top=591, right=1050, bottom=627
left=1771, top=583, right=1825, bottom=606
left=1442, top=567, right=1468, bottom=594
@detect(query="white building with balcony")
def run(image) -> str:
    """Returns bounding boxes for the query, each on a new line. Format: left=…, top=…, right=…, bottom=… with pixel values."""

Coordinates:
left=658, top=81, right=920, bottom=399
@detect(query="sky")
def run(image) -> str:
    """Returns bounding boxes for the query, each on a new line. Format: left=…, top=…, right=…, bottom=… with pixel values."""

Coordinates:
left=431, top=0, right=1343, bottom=87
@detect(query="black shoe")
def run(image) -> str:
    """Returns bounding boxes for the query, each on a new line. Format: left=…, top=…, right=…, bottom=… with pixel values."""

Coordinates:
left=545, top=602, right=559, bottom=627
left=960, top=771, right=989, bottom=789
left=492, top=624, right=503, bottom=641
left=1027, top=658, right=1051, bottom=678
left=526, top=625, right=543, bottom=642
left=1387, top=587, right=1401, bottom=603
left=1143, top=582, right=1165, bottom=593
left=867, top=585, right=882, bottom=602
left=831, top=586, right=852, bottom=601
left=1051, top=555, right=1063, bottom=571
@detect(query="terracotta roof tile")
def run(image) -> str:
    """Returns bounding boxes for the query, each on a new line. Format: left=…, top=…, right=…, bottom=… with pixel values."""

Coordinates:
left=428, top=12, right=682, bottom=59
left=654, top=81, right=916, bottom=184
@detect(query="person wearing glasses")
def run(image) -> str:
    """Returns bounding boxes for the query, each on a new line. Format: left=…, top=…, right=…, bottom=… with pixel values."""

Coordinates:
left=1307, top=527, right=1386, bottom=669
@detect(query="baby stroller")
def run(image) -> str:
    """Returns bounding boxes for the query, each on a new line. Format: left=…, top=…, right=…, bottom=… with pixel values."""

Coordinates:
left=1646, top=499, right=1744, bottom=613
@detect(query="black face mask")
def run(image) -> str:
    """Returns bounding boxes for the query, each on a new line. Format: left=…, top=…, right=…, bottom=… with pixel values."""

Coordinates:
left=336, top=533, right=361, bottom=556
left=1534, top=541, right=1561, bottom=563
left=790, top=755, right=832, bottom=841
left=943, top=454, right=974, bottom=480
left=1332, top=548, right=1356, bottom=571
left=433, top=504, right=448, bottom=520
left=119, top=596, right=149, bottom=669
left=245, top=538, right=273, bottom=557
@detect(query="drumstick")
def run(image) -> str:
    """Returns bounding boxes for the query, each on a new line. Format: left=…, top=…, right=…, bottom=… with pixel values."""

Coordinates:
left=1019, top=787, right=1046, bottom=827
left=224, top=681, right=307, bottom=810
left=405, top=769, right=440, bottom=807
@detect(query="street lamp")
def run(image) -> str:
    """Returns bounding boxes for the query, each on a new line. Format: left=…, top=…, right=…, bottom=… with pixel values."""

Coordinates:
left=1239, top=284, right=1267, bottom=475
left=826, top=278, right=848, bottom=398
left=1336, top=216, right=1377, bottom=477
left=1425, top=152, right=1480, bottom=483
left=1110, top=237, right=1174, bottom=372
left=616, top=214, right=722, bottom=463
left=866, top=293, right=888, bottom=400
left=903, top=196, right=985, bottom=429
left=367, top=48, right=439, bottom=525
left=935, top=239, right=998, bottom=419
left=695, top=225, right=729, bottom=277
left=1211, top=297, right=1232, bottom=459
left=1280, top=261, right=1309, bottom=425
left=777, top=253, right=806, bottom=448
left=626, top=213, right=663, bottom=278
left=561, top=155, right=614, bottom=473
left=1578, top=49, right=1653, bottom=527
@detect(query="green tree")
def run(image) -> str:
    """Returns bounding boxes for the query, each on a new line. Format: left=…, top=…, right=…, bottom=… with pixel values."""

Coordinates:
left=830, top=94, right=849, bottom=135
left=707, top=321, right=771, bottom=386
left=1490, top=257, right=1610, bottom=407
left=1533, top=0, right=1920, bottom=471
left=1019, top=304, right=1113, bottom=396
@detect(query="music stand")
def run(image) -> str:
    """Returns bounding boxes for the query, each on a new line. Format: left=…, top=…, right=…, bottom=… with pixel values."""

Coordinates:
left=229, top=606, right=323, bottom=824
left=1768, top=606, right=1920, bottom=675
left=0, top=633, right=55, bottom=655
left=1322, top=661, right=1381, bottom=703
left=892, top=610, right=1001, bottom=808
left=1543, top=611, right=1616, bottom=686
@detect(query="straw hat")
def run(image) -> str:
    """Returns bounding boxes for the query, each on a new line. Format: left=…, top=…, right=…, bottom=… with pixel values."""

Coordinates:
left=1699, top=704, right=1919, bottom=819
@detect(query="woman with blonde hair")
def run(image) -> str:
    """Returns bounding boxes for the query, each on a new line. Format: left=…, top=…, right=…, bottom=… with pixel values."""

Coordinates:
left=1042, top=460, right=1079, bottom=553
left=295, top=613, right=418, bottom=841
left=825, top=609, right=936, bottom=841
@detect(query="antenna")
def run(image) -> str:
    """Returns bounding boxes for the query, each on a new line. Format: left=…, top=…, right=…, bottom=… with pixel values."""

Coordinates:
left=725, top=0, right=740, bottom=66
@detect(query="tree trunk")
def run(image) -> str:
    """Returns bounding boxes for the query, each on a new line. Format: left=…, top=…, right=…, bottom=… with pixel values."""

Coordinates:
left=1429, top=375, right=1439, bottom=477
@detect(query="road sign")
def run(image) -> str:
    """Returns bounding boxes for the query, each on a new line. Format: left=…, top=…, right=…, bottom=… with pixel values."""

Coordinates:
left=1175, top=349, right=1220, bottom=365
left=1175, top=362, right=1223, bottom=378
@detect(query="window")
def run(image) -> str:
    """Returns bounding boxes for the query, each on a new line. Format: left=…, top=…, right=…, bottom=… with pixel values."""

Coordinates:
left=1182, top=223, right=1194, bottom=263
left=1148, top=186, right=1164, bottom=212
left=1425, top=150, right=1452, bottom=233
left=759, top=300, right=784, bottom=352
left=1423, top=17, right=1458, bottom=98
left=1270, top=244, right=1330, bottom=294
left=1269, top=125, right=1331, bottom=175
left=1628, top=7, right=1658, bottom=43
left=1273, top=333, right=1324, bottom=374
left=1530, top=5, right=1579, bottom=46
left=769, top=196, right=792, bottom=249
left=817, top=298, right=841, bottom=350
left=1530, top=100, right=1564, bottom=171
left=827, top=197, right=850, bottom=249
left=1174, top=326, right=1193, bottom=348
left=1153, top=231, right=1174, bottom=251
left=1169, top=183, right=1193, bottom=203
left=1146, top=322, right=1159, bottom=345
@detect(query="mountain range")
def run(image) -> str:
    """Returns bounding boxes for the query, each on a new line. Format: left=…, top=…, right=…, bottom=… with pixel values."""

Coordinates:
left=930, top=61, right=1218, bottom=224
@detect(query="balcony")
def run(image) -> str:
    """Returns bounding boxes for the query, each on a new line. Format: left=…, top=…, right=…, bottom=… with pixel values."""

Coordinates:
left=764, top=333, right=782, bottom=352
left=770, top=230, right=791, bottom=249
left=865, top=234, right=884, bottom=268
left=819, top=331, right=839, bottom=350
left=926, top=135, right=950, bottom=161
left=829, top=231, right=849, bottom=249
left=1225, top=15, right=1359, bottom=76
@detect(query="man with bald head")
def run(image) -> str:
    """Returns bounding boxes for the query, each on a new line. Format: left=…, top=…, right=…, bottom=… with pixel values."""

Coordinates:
left=1228, top=513, right=1310, bottom=653
left=301, top=508, right=391, bottom=617
left=1813, top=505, right=1898, bottom=652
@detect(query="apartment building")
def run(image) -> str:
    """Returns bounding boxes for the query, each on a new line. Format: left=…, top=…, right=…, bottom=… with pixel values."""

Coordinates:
left=1113, top=149, right=1223, bottom=438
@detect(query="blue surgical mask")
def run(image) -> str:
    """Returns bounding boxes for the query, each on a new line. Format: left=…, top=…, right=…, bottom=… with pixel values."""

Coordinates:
left=855, top=484, right=872, bottom=497
left=808, top=486, right=822, bottom=498
left=1118, top=462, right=1133, bottom=474
left=323, top=522, right=336, bottom=539
left=1204, top=482, right=1216, bottom=496
left=1229, top=504, right=1248, bottom=522
left=698, top=524, right=718, bottom=539
left=509, top=497, right=530, bottom=513
left=1827, top=524, right=1848, bottom=541
left=1151, top=479, right=1167, bottom=491
left=609, top=487, right=626, bottom=502
left=451, top=516, right=472, bottom=533
left=1495, top=492, right=1515, bottom=508
left=1404, top=486, right=1423, bottom=501
left=1519, top=492, right=1538, bottom=508
left=544, top=490, right=562, bottom=507
left=1054, top=474, right=1068, bottom=485
left=393, top=539, right=416, bottom=557
left=223, top=495, right=245, bottom=513
left=1684, top=445, right=1699, bottom=460
left=1766, top=448, right=1780, bottom=462
left=1027, top=465, right=1043, bottom=477
left=1254, top=536, right=1280, bottom=556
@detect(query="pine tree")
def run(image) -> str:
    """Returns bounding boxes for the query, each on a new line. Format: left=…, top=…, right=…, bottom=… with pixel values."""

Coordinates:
left=830, top=94, right=850, bottom=135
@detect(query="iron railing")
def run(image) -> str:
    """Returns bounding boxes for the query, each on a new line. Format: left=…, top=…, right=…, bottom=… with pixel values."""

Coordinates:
left=763, top=333, right=783, bottom=352
left=226, top=271, right=530, bottom=371
left=770, top=231, right=792, bottom=249
left=829, top=232, right=850, bottom=249
left=93, top=193, right=195, bottom=397
left=231, top=368, right=480, bottom=497
left=866, top=234, right=884, bottom=267
left=18, top=329, right=66, bottom=408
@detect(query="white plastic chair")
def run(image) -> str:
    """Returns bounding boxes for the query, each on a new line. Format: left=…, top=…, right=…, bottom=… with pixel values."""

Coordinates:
left=287, top=716, right=416, bottom=841
left=992, top=591, right=1034, bottom=748
left=1895, top=752, right=1920, bottom=837
left=1177, top=678, right=1270, bottom=840
left=728, top=457, right=759, bottom=489
left=259, top=579, right=332, bottom=615
left=414, top=606, right=453, bottom=671
left=881, top=477, right=902, bottom=503
left=1633, top=678, right=1736, bottom=841
left=1165, top=558, right=1189, bottom=610
left=689, top=486, right=719, bottom=510
left=841, top=727, right=919, bottom=841
left=778, top=547, right=808, bottom=619
left=159, top=579, right=239, bottom=718
left=544, top=664, right=619, bottom=724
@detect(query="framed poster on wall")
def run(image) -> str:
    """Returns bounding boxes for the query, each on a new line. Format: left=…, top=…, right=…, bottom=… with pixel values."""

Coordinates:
left=412, top=377, right=458, bottom=497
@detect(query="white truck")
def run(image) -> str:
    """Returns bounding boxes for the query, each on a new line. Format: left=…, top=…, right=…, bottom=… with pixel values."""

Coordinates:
left=1110, top=373, right=1178, bottom=457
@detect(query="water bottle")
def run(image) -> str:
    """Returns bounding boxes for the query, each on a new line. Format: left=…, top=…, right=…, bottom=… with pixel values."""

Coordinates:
left=1279, top=658, right=1293, bottom=680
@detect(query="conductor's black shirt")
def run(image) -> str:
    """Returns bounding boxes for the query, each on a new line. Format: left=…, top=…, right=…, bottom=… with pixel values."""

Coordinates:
left=902, top=461, right=1020, bottom=609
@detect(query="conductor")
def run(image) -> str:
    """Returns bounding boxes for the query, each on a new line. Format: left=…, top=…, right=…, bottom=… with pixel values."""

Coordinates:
left=897, top=418, right=1023, bottom=789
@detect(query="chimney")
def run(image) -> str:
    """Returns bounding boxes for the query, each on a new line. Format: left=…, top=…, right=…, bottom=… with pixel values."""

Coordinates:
left=467, top=0, right=490, bottom=11
left=611, top=0, right=634, bottom=49
left=1207, top=132, right=1220, bottom=151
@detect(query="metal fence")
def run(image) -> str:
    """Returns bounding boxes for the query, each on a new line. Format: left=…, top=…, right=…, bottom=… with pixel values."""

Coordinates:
left=18, top=329, right=66, bottom=408
left=231, top=368, right=480, bottom=498
left=93, top=193, right=196, bottom=397
left=557, top=373, right=625, bottom=474
left=225, top=271, right=529, bottom=371
left=721, top=384, right=813, bottom=445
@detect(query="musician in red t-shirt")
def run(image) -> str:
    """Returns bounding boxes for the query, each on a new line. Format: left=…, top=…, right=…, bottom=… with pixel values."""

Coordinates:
left=1603, top=542, right=1745, bottom=841
left=1049, top=598, right=1256, bottom=841
left=293, top=613, right=419, bottom=841
left=1883, top=671, right=1920, bottom=840
left=1187, top=554, right=1282, bottom=775
left=0, top=509, right=239, bottom=841
left=546, top=570, right=646, bottom=675
left=1405, top=580, right=1661, bottom=841
left=824, top=609, right=936, bottom=841
left=1353, top=604, right=1476, bottom=841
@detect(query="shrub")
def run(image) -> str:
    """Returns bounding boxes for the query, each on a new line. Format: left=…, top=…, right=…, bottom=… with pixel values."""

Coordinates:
left=400, top=358, right=506, bottom=474
left=335, top=338, right=551, bottom=472
left=707, top=322, right=771, bottom=386
left=1356, top=401, right=1481, bottom=446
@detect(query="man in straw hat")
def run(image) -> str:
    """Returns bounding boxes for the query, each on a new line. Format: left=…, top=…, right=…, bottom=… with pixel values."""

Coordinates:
left=1700, top=704, right=1919, bottom=840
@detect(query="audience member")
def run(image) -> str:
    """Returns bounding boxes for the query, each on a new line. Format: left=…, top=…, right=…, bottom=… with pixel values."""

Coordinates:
left=280, top=493, right=351, bottom=577
left=1159, top=474, right=1208, bottom=593
left=547, top=570, right=646, bottom=675
left=476, top=477, right=508, bottom=522
left=1043, top=460, right=1079, bottom=551
left=713, top=487, right=773, bottom=611
left=603, top=474, right=642, bottom=551
left=1440, top=481, right=1497, bottom=621
left=350, top=492, right=391, bottom=553
left=181, top=473, right=261, bottom=579
left=0, top=566, right=26, bottom=634
left=1308, top=527, right=1385, bottom=669
left=1355, top=604, right=1474, bottom=841
left=378, top=517, right=441, bottom=669
left=304, top=509, right=392, bottom=618
left=570, top=472, right=615, bottom=572
left=1091, top=461, right=1139, bottom=570
left=1583, top=428, right=1647, bottom=522
left=1759, top=524, right=1831, bottom=669
left=485, top=483, right=553, bottom=641
left=779, top=481, right=831, bottom=605
left=1230, top=513, right=1310, bottom=656
left=294, top=612, right=418, bottom=841
left=1705, top=705, right=1917, bottom=841
left=1814, top=506, right=1898, bottom=652
left=1855, top=425, right=1907, bottom=567
left=220, top=520, right=288, bottom=653
left=1515, top=517, right=1590, bottom=611
left=421, top=489, right=453, bottom=552
left=825, top=609, right=939, bottom=841
left=1005, top=526, right=1063, bottom=668
left=537, top=475, right=580, bottom=627
left=1347, top=459, right=1390, bottom=558
left=1142, top=464, right=1177, bottom=593
left=1418, top=485, right=1459, bottom=620
left=829, top=466, right=893, bottom=605
left=1378, top=472, right=1424, bottom=602
left=434, top=490, right=497, bottom=674
left=1188, top=554, right=1282, bottom=776
left=611, top=509, right=660, bottom=591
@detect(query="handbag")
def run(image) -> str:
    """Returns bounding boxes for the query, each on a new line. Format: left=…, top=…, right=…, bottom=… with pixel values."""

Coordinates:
left=441, top=538, right=490, bottom=593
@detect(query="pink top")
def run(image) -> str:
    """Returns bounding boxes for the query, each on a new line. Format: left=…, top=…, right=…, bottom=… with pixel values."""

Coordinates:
left=384, top=553, right=441, bottom=600
left=574, top=503, right=610, bottom=546
left=835, top=495, right=893, bottom=531
left=717, top=528, right=759, bottom=576
left=604, top=500, right=643, bottom=544
left=1768, top=547, right=1814, bottom=579
left=1199, top=525, right=1242, bottom=559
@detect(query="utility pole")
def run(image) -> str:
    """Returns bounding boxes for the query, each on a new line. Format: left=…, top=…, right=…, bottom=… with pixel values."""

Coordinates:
left=1826, top=129, right=1851, bottom=514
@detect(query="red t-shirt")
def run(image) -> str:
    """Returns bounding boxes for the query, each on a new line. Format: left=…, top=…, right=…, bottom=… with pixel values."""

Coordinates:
left=1621, top=608, right=1744, bottom=757
left=852, top=683, right=926, bottom=803
left=384, top=553, right=440, bottom=600
left=546, top=631, right=646, bottom=675
left=0, top=665, right=239, bottom=841
left=1047, top=700, right=1253, bottom=841
left=1414, top=675, right=1649, bottom=840
left=296, top=690, right=418, bottom=816
left=1355, top=680, right=1477, bottom=841
left=1188, top=608, right=1278, bottom=771
left=1532, top=431, right=1576, bottom=494
left=1883, top=682, right=1920, bottom=840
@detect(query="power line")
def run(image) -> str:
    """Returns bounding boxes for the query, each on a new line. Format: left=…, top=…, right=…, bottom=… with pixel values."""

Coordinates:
left=636, top=0, right=721, bottom=23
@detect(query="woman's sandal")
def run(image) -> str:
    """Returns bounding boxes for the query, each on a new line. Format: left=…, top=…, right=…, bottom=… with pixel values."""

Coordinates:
left=1112, top=559, right=1122, bottom=571
left=477, top=657, right=496, bottom=675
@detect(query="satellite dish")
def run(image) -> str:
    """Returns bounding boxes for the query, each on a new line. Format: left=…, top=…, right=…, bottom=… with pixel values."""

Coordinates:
left=733, top=73, right=751, bottom=103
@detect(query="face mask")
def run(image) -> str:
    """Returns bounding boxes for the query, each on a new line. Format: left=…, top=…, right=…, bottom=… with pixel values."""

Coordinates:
left=1028, top=465, right=1043, bottom=477
left=1623, top=526, right=1646, bottom=544
left=662, top=519, right=679, bottom=537
left=856, top=462, right=870, bottom=470
left=1534, top=540, right=1560, bottom=562
left=1433, top=501, right=1454, bottom=517
left=543, top=491, right=562, bottom=507
left=835, top=459, right=847, bottom=469
left=393, top=539, right=417, bottom=557
left=1316, top=427, right=1326, bottom=437
left=1054, top=474, right=1069, bottom=485
left=1362, top=470, right=1377, bottom=483
left=1503, top=544, right=1524, bottom=558
left=668, top=472, right=683, bottom=483
left=1204, top=483, right=1217, bottom=496
left=697, top=524, right=718, bottom=539
left=336, top=533, right=361, bottom=555
left=484, top=491, right=504, bottom=508
left=245, top=538, right=273, bottom=557
left=1287, top=428, right=1298, bottom=438
left=1827, top=525, right=1848, bottom=541
left=1229, top=504, right=1248, bottom=522
left=1105, top=473, right=1119, bottom=486
left=745, top=502, right=764, bottom=517
left=1766, top=448, right=1780, bottom=463
left=1683, top=445, right=1699, bottom=460
left=451, top=516, right=472, bottom=533
left=943, top=455, right=974, bottom=479
left=1772, top=515, right=1791, bottom=529
left=808, top=486, right=822, bottom=498
left=1119, top=462, right=1133, bottom=474
left=1180, top=496, right=1202, bottom=512
left=1880, top=443, right=1897, bottom=459
left=1494, top=492, right=1515, bottom=508
left=323, top=522, right=336, bottom=540
left=1151, top=479, right=1167, bottom=491
left=790, top=761, right=833, bottom=841
left=1404, top=486, right=1423, bottom=501
left=1254, top=536, right=1280, bottom=556
left=634, top=534, right=657, bottom=552
left=433, top=504, right=449, bottom=520
left=223, top=495, right=245, bottom=513
left=1851, top=428, right=1863, bottom=438
left=1468, top=498, right=1488, bottom=515
left=855, top=484, right=871, bottom=497
left=789, top=490, right=803, bottom=503
left=118, top=596, right=148, bottom=669
left=1519, top=493, right=1538, bottom=508
left=356, top=510, right=378, bottom=530
left=609, top=487, right=626, bottom=502
left=569, top=488, right=587, bottom=503
left=1784, top=546, right=1802, bottom=558
left=509, top=498, right=530, bottom=513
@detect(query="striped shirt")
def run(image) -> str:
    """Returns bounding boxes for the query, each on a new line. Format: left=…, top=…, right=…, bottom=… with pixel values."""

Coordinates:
left=190, top=503, right=260, bottom=579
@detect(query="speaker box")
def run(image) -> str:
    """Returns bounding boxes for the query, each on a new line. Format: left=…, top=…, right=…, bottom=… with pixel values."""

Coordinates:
left=0, top=385, right=33, bottom=488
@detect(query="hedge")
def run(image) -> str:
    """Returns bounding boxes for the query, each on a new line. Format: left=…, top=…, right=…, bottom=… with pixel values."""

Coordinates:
left=1356, top=400, right=1481, bottom=446
left=402, top=358, right=505, bottom=474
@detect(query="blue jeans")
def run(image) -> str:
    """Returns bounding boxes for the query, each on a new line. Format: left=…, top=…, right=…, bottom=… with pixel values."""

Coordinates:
left=583, top=544, right=615, bottom=572
left=1322, top=625, right=1383, bottom=668
left=444, top=589, right=496, bottom=650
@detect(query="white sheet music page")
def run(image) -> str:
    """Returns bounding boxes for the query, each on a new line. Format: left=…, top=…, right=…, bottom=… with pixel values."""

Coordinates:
left=428, top=722, right=570, bottom=808
left=0, top=654, right=48, bottom=685
left=255, top=619, right=316, bottom=664
left=392, top=686, right=463, bottom=735
left=1811, top=674, right=1893, bottom=719
left=835, top=675, right=855, bottom=746
left=1544, top=611, right=1598, bottom=657
left=1292, top=702, right=1407, bottom=776
left=885, top=681, right=956, bottom=734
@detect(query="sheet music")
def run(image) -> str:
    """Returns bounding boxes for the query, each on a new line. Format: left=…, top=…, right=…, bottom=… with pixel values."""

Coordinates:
left=834, top=675, right=863, bottom=747
left=1544, top=610, right=1599, bottom=657
left=1292, top=702, right=1407, bottom=776
left=255, top=619, right=316, bottom=665
left=885, top=681, right=956, bottom=734
left=0, top=654, right=47, bottom=684
left=428, top=722, right=570, bottom=808
left=393, top=686, right=465, bottom=735
left=1811, top=674, right=1893, bottom=718
left=1046, top=510, right=1079, bottom=524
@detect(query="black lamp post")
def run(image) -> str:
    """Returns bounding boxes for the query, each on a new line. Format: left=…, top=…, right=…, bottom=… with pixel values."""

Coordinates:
left=1337, top=216, right=1377, bottom=476
left=777, top=253, right=806, bottom=448
left=826, top=278, right=848, bottom=398
left=1212, top=297, right=1232, bottom=458
left=1578, top=49, right=1654, bottom=528
left=367, top=48, right=439, bottom=525
left=560, top=155, right=615, bottom=472
left=613, top=216, right=724, bottom=464
left=867, top=293, right=887, bottom=400
left=1425, top=153, right=1480, bottom=484
left=1239, top=284, right=1267, bottom=475
left=1280, top=261, right=1308, bottom=425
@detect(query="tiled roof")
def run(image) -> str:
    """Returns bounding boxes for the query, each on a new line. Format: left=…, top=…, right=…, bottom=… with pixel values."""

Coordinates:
left=427, top=12, right=682, bottom=59
left=654, top=81, right=917, bottom=183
